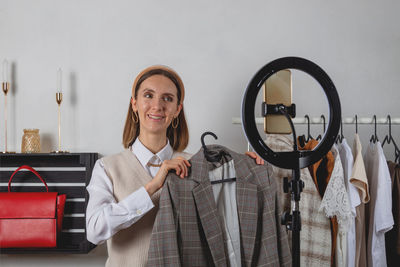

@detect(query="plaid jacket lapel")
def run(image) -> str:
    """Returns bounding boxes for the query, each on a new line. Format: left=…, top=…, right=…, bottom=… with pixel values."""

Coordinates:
left=190, top=146, right=261, bottom=266
left=190, top=149, right=228, bottom=266
left=231, top=151, right=259, bottom=266
left=193, top=183, right=228, bottom=266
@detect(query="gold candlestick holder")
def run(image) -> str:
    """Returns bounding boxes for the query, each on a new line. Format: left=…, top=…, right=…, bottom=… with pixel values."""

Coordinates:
left=1, top=82, right=15, bottom=153
left=52, top=92, right=68, bottom=153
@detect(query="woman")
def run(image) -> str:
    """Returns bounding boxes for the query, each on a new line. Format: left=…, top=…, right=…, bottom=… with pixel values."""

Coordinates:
left=86, top=65, right=263, bottom=267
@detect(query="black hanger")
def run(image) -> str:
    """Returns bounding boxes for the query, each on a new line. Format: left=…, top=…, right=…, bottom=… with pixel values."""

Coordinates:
left=382, top=115, right=392, bottom=146
left=355, top=115, right=358, bottom=134
left=317, top=115, right=326, bottom=141
left=306, top=115, right=314, bottom=142
left=299, top=115, right=313, bottom=147
left=200, top=131, right=236, bottom=184
left=335, top=117, right=344, bottom=144
left=381, top=115, right=400, bottom=161
left=201, top=131, right=223, bottom=162
left=370, top=115, right=379, bottom=143
left=382, top=115, right=391, bottom=146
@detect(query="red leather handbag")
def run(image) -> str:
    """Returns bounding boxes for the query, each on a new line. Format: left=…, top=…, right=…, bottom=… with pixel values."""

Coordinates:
left=0, top=165, right=66, bottom=248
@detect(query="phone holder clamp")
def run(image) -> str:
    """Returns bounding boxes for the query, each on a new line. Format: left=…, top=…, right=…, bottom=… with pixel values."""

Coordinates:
left=262, top=103, right=296, bottom=118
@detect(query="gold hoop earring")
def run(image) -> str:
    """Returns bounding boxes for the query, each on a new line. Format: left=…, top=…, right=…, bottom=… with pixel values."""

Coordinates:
left=132, top=111, right=139, bottom=124
left=172, top=117, right=179, bottom=129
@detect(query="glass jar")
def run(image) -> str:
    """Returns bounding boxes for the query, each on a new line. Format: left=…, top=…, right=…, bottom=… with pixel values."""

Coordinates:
left=21, top=129, right=41, bottom=153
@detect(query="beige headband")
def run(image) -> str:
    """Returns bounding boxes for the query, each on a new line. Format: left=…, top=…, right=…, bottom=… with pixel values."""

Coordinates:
left=131, top=65, right=185, bottom=104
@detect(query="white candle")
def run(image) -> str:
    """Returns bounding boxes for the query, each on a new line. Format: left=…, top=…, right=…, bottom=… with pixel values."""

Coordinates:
left=3, top=59, right=8, bottom=83
left=57, top=68, right=62, bottom=93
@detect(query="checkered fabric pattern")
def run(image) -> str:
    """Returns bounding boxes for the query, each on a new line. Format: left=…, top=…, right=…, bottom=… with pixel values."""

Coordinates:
left=265, top=134, right=332, bottom=267
left=148, top=145, right=292, bottom=267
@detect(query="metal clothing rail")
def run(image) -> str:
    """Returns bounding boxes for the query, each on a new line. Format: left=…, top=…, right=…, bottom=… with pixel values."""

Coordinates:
left=232, top=117, right=400, bottom=125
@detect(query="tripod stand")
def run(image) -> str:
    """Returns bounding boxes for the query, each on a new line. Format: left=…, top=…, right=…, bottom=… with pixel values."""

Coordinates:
left=242, top=57, right=341, bottom=267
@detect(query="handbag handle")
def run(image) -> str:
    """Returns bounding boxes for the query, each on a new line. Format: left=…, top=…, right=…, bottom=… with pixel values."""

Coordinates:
left=8, top=165, right=49, bottom=192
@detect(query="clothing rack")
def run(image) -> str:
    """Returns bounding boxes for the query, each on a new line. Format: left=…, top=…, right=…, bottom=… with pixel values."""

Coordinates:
left=232, top=116, right=400, bottom=125
left=233, top=116, right=400, bottom=152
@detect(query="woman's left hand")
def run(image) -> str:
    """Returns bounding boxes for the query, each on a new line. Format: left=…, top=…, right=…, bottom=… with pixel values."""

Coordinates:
left=245, top=151, right=264, bottom=165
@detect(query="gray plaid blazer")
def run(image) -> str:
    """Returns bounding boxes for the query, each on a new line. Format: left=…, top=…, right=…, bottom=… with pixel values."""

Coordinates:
left=148, top=145, right=292, bottom=267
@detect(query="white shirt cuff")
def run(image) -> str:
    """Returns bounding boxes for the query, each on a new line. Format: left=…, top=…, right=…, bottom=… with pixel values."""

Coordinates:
left=118, top=186, right=154, bottom=219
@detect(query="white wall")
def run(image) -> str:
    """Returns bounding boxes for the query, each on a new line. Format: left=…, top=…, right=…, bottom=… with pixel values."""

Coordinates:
left=1, top=0, right=399, bottom=266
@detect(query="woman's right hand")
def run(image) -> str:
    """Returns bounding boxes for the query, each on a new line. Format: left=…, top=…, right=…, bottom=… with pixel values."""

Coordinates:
left=145, top=156, right=191, bottom=196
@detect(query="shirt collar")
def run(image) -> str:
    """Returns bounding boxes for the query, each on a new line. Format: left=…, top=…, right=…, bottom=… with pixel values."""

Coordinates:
left=131, top=138, right=173, bottom=167
left=156, top=139, right=174, bottom=163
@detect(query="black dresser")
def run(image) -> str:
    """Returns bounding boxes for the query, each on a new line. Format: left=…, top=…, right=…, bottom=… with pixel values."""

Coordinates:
left=0, top=153, right=98, bottom=254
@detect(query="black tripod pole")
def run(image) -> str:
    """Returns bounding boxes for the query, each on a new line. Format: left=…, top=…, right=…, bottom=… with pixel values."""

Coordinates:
left=291, top=162, right=302, bottom=267
left=279, top=105, right=304, bottom=267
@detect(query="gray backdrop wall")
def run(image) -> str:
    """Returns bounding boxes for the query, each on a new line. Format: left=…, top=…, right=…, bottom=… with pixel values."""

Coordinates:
left=1, top=0, right=399, bottom=266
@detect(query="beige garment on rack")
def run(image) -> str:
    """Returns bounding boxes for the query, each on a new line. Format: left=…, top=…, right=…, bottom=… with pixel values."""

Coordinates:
left=364, top=141, right=394, bottom=267
left=350, top=133, right=370, bottom=267
left=265, top=134, right=332, bottom=267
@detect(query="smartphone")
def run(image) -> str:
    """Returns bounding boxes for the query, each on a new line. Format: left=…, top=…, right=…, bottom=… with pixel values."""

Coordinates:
left=263, top=69, right=293, bottom=134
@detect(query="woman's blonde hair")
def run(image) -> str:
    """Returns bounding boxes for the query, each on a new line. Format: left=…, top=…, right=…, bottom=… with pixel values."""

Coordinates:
left=122, top=65, right=189, bottom=151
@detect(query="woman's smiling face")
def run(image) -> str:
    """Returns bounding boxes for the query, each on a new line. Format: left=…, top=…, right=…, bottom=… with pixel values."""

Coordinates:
left=131, top=74, right=182, bottom=136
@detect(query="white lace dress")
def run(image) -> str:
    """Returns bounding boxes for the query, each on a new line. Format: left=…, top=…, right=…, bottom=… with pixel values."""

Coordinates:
left=319, top=145, right=353, bottom=233
left=319, top=145, right=353, bottom=267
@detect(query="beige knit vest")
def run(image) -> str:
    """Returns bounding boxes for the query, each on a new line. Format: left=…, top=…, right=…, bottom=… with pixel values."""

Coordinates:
left=102, top=149, right=191, bottom=267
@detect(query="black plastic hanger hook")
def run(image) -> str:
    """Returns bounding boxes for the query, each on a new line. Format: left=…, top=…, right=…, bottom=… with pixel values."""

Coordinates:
left=305, top=115, right=312, bottom=141
left=382, top=115, right=391, bottom=146
left=317, top=115, right=326, bottom=141
left=335, top=116, right=344, bottom=143
left=201, top=131, right=217, bottom=148
left=370, top=115, right=379, bottom=143
left=355, top=115, right=358, bottom=134
left=201, top=131, right=222, bottom=162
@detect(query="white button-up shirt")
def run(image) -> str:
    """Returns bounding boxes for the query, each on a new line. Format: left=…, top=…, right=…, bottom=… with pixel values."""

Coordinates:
left=86, top=138, right=173, bottom=245
left=132, top=137, right=173, bottom=178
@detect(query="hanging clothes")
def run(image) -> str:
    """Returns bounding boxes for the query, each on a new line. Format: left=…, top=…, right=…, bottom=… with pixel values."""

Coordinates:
left=147, top=145, right=292, bottom=267
left=385, top=161, right=400, bottom=266
left=299, top=139, right=340, bottom=266
left=350, top=133, right=370, bottom=267
left=299, top=139, right=335, bottom=197
left=319, top=145, right=352, bottom=267
left=338, top=138, right=360, bottom=267
left=266, top=134, right=332, bottom=267
left=364, top=141, right=394, bottom=267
